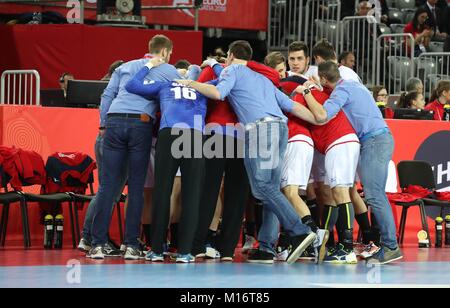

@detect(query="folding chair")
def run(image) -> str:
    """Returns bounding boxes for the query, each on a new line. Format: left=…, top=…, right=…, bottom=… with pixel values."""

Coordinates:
left=0, top=167, right=30, bottom=248
left=396, top=161, right=434, bottom=244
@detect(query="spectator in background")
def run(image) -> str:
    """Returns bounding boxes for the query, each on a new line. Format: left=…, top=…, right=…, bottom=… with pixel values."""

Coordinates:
left=264, top=51, right=287, bottom=79
left=59, top=72, right=74, bottom=98
left=102, top=60, right=125, bottom=81
left=371, top=85, right=394, bottom=118
left=338, top=51, right=356, bottom=70
left=398, top=91, right=426, bottom=109
left=404, top=8, right=434, bottom=56
left=420, top=0, right=448, bottom=41
left=406, top=77, right=425, bottom=94
left=371, top=85, right=389, bottom=104
left=425, top=80, right=450, bottom=120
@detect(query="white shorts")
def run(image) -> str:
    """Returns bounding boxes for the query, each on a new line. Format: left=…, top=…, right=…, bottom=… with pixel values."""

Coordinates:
left=280, top=135, right=314, bottom=190
left=144, top=139, right=157, bottom=188
left=311, top=149, right=326, bottom=184
left=324, top=134, right=360, bottom=188
left=176, top=168, right=181, bottom=177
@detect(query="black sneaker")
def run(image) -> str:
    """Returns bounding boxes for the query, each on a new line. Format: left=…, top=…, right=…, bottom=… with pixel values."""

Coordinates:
left=247, top=249, right=275, bottom=264
left=103, top=242, right=123, bottom=257
left=286, top=233, right=317, bottom=265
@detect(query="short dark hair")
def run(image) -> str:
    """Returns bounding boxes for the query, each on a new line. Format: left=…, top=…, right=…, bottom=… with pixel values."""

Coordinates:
left=264, top=52, right=286, bottom=69
left=228, top=40, right=253, bottom=61
left=338, top=51, right=354, bottom=64
left=288, top=41, right=309, bottom=56
left=318, top=61, right=341, bottom=83
left=312, top=39, right=336, bottom=61
left=149, top=35, right=173, bottom=54
left=174, top=59, right=191, bottom=70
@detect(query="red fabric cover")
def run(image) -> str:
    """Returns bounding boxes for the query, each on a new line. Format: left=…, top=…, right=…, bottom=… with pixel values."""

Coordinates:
left=0, top=146, right=46, bottom=190
left=435, top=192, right=450, bottom=202
left=387, top=185, right=450, bottom=203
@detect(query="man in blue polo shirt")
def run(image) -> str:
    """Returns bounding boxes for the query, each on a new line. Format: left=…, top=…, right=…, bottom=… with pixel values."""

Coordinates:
left=88, top=35, right=180, bottom=261
left=297, top=61, right=403, bottom=265
left=125, top=59, right=212, bottom=263
left=176, top=40, right=329, bottom=265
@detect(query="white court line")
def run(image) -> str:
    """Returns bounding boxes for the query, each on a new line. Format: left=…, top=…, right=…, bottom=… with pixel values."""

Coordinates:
left=311, top=283, right=450, bottom=288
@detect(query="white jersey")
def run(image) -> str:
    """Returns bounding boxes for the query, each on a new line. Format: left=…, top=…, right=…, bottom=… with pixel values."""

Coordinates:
left=304, top=65, right=362, bottom=84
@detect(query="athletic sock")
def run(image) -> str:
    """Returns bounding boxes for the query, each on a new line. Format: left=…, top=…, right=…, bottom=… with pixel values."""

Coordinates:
left=244, top=221, right=256, bottom=238
left=206, top=229, right=217, bottom=247
left=170, top=223, right=179, bottom=249
left=307, top=199, right=320, bottom=227
left=322, top=205, right=339, bottom=247
left=336, top=202, right=355, bottom=251
left=322, top=205, right=339, bottom=231
left=370, top=212, right=381, bottom=246
left=142, top=224, right=152, bottom=247
left=302, top=215, right=318, bottom=233
left=355, top=212, right=372, bottom=245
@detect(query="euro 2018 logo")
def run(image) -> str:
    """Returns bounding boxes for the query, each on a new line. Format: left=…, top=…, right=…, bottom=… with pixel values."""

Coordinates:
left=415, top=130, right=450, bottom=218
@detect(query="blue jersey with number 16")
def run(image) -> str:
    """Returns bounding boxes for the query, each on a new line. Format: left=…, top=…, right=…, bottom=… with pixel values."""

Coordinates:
left=126, top=66, right=215, bottom=131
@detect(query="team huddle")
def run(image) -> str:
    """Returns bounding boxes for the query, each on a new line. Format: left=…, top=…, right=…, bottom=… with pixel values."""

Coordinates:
left=78, top=34, right=403, bottom=266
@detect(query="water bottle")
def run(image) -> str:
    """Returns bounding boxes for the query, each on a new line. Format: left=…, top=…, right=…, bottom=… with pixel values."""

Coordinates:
left=54, top=215, right=64, bottom=249
left=44, top=215, right=54, bottom=249
left=435, top=217, right=443, bottom=248
left=445, top=216, right=450, bottom=246
left=443, top=104, right=450, bottom=122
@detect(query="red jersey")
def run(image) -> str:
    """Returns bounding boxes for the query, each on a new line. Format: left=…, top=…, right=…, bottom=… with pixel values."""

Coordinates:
left=246, top=61, right=281, bottom=88
left=198, top=66, right=238, bottom=125
left=280, top=75, right=308, bottom=95
left=425, top=100, right=446, bottom=121
left=293, top=90, right=357, bottom=154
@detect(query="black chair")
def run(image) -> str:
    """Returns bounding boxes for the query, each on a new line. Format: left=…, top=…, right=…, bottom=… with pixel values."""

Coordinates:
left=0, top=168, right=30, bottom=248
left=396, top=160, right=444, bottom=245
left=21, top=190, right=76, bottom=248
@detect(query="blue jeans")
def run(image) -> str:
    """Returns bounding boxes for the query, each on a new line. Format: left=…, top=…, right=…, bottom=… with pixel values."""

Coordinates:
left=81, top=134, right=128, bottom=243
left=91, top=116, right=153, bottom=248
left=244, top=121, right=310, bottom=255
left=359, top=132, right=398, bottom=249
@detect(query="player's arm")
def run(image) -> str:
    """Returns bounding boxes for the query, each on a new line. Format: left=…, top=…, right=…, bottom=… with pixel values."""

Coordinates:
left=176, top=65, right=236, bottom=101
left=294, top=85, right=329, bottom=123
left=275, top=88, right=322, bottom=125
left=176, top=79, right=221, bottom=100
left=125, top=59, right=165, bottom=97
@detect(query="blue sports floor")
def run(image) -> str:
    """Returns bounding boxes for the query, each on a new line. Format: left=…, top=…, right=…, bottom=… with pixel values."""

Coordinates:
left=1, top=245, right=450, bottom=288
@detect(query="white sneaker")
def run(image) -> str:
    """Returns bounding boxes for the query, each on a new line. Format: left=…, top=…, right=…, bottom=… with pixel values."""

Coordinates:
left=242, top=235, right=257, bottom=254
left=313, top=229, right=330, bottom=264
left=120, top=244, right=127, bottom=253
left=78, top=238, right=92, bottom=253
left=360, top=242, right=381, bottom=259
left=205, top=246, right=220, bottom=259
left=124, top=247, right=146, bottom=260
left=87, top=246, right=105, bottom=260
left=274, top=249, right=289, bottom=262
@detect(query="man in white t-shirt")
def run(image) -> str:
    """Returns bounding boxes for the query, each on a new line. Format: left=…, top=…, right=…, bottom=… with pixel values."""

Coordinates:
left=304, top=39, right=362, bottom=84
